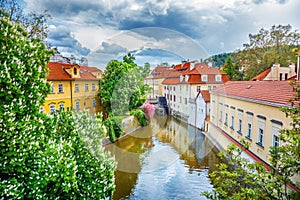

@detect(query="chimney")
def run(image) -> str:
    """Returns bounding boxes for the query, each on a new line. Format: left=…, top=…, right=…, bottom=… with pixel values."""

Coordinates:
left=297, top=55, right=300, bottom=81
left=208, top=62, right=212, bottom=68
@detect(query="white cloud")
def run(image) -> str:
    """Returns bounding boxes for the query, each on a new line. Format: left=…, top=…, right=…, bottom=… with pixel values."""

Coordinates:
left=23, top=0, right=300, bottom=67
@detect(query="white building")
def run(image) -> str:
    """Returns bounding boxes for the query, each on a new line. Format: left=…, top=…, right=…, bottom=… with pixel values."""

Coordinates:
left=162, top=61, right=229, bottom=123
left=189, top=90, right=210, bottom=130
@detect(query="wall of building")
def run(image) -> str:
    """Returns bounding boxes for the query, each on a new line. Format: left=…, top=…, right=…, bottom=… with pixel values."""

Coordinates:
left=43, top=80, right=72, bottom=113
left=210, top=93, right=291, bottom=165
left=43, top=80, right=100, bottom=116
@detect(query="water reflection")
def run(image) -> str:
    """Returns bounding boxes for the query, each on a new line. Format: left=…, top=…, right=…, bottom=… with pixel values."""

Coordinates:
left=105, top=116, right=220, bottom=200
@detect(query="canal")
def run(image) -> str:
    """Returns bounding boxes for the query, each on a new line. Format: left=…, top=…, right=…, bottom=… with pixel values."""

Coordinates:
left=105, top=116, right=221, bottom=200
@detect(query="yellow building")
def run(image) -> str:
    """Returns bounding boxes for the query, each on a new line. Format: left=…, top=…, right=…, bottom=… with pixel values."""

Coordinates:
left=42, top=62, right=103, bottom=116
left=208, top=81, right=296, bottom=165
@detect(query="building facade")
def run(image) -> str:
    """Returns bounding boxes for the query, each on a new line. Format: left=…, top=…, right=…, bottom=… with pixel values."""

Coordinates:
left=162, top=61, right=228, bottom=122
left=209, top=81, right=296, bottom=165
left=144, top=66, right=173, bottom=99
left=42, top=62, right=103, bottom=116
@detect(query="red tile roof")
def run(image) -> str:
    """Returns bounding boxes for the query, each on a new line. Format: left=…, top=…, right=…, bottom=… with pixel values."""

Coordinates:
left=197, top=90, right=210, bottom=102
left=145, top=66, right=173, bottom=79
left=211, top=81, right=297, bottom=106
left=250, top=68, right=272, bottom=81
left=161, top=62, right=229, bottom=85
left=47, top=62, right=102, bottom=81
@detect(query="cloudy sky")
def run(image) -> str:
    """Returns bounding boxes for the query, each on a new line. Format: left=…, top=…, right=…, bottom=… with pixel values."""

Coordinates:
left=22, top=0, right=299, bottom=69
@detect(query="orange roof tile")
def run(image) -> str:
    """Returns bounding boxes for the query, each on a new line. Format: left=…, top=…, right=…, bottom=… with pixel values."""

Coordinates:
left=200, top=90, right=210, bottom=102
left=47, top=62, right=101, bottom=81
left=211, top=81, right=297, bottom=106
left=161, top=62, right=229, bottom=85
left=250, top=68, right=272, bottom=81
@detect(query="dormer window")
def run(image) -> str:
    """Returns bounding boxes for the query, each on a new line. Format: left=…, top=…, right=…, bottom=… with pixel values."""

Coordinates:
left=180, top=75, right=184, bottom=82
left=215, top=75, right=221, bottom=82
left=190, top=63, right=195, bottom=70
left=74, top=67, right=77, bottom=75
left=201, top=75, right=208, bottom=82
left=185, top=75, right=189, bottom=82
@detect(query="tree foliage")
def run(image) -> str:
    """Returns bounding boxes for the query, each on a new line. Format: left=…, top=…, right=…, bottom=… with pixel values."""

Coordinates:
left=0, top=13, right=116, bottom=199
left=99, top=53, right=149, bottom=116
left=204, top=52, right=233, bottom=68
left=0, top=0, right=51, bottom=40
left=203, top=83, right=300, bottom=200
left=233, top=25, right=300, bottom=80
left=221, top=56, right=243, bottom=80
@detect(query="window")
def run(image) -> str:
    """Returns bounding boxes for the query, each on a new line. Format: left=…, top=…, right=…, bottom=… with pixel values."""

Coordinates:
left=170, top=95, right=172, bottom=101
left=59, top=103, right=64, bottom=110
left=173, top=86, right=175, bottom=91
left=197, top=86, right=201, bottom=92
left=238, top=119, right=242, bottom=133
left=50, top=105, right=56, bottom=114
left=185, top=75, right=189, bottom=82
left=272, top=125, right=280, bottom=147
left=180, top=96, right=182, bottom=103
left=219, top=111, right=223, bottom=122
left=208, top=86, right=212, bottom=90
left=201, top=75, right=208, bottom=82
left=180, top=85, right=182, bottom=91
left=50, top=84, right=54, bottom=94
left=93, top=99, right=97, bottom=107
left=247, top=123, right=252, bottom=139
left=215, top=75, right=221, bottom=82
left=258, top=128, right=264, bottom=146
left=75, top=84, right=79, bottom=92
left=279, top=73, right=283, bottom=80
left=237, top=112, right=243, bottom=134
left=92, top=83, right=96, bottom=91
left=285, top=73, right=288, bottom=80
left=246, top=113, right=253, bottom=140
left=74, top=67, right=77, bottom=75
left=184, top=98, right=187, bottom=104
left=273, top=134, right=280, bottom=147
left=271, top=121, right=282, bottom=147
left=85, top=83, right=89, bottom=91
left=76, top=101, right=80, bottom=111
left=58, top=84, right=63, bottom=93
left=224, top=113, right=228, bottom=126
left=257, top=119, right=265, bottom=147
left=230, top=109, right=235, bottom=130
left=230, top=116, right=234, bottom=130
left=174, top=95, right=176, bottom=102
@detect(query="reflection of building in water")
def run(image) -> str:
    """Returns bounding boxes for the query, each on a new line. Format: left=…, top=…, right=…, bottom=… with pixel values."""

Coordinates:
left=156, top=118, right=220, bottom=171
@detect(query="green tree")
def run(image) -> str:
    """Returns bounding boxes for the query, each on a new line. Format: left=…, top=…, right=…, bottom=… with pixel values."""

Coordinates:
left=99, top=53, right=149, bottom=116
left=0, top=0, right=51, bottom=40
left=204, top=52, right=233, bottom=68
left=0, top=13, right=116, bottom=199
left=221, top=56, right=243, bottom=80
left=234, top=25, right=300, bottom=80
left=203, top=83, right=300, bottom=200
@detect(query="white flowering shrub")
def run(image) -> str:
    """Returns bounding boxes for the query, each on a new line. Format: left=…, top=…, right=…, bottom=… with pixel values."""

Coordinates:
left=0, top=12, right=116, bottom=199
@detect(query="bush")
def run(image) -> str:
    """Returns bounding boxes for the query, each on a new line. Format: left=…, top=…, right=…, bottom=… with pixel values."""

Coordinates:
left=130, top=109, right=149, bottom=127
left=104, top=116, right=123, bottom=142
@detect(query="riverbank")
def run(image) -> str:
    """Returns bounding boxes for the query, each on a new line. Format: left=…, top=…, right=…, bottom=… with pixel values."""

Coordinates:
left=102, top=115, right=141, bottom=146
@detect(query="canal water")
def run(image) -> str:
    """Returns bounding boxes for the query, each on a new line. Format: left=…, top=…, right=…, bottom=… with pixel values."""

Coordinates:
left=105, top=116, right=221, bottom=200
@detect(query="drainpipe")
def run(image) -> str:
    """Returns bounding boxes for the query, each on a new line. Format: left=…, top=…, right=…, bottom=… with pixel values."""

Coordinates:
left=195, top=98, right=197, bottom=129
left=70, top=80, right=73, bottom=110
left=297, top=55, right=300, bottom=81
